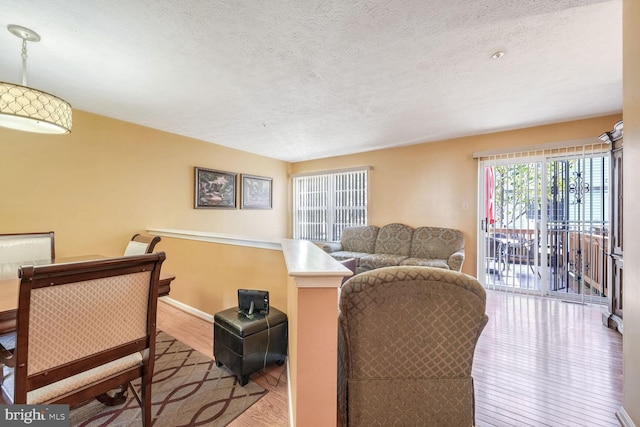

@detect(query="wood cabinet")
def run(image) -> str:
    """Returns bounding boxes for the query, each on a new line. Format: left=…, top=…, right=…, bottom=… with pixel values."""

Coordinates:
left=601, top=121, right=623, bottom=333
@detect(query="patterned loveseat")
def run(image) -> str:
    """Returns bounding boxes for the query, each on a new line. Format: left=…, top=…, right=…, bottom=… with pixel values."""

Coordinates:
left=322, top=223, right=465, bottom=274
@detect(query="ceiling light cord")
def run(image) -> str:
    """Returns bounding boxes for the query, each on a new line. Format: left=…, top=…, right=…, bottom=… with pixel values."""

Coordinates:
left=20, top=38, right=29, bottom=86
left=0, top=24, right=72, bottom=134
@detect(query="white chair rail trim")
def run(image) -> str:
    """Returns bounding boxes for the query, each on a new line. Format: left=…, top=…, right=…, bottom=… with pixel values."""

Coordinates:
left=147, top=228, right=281, bottom=251
left=147, top=229, right=350, bottom=288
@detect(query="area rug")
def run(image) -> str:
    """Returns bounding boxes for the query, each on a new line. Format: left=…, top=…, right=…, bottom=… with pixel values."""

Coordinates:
left=69, top=331, right=267, bottom=426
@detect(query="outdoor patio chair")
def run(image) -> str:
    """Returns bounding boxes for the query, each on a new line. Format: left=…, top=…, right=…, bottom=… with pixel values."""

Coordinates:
left=485, top=235, right=507, bottom=279
left=524, top=239, right=542, bottom=278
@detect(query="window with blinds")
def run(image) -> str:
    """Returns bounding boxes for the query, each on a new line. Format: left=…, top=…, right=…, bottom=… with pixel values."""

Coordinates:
left=293, top=167, right=369, bottom=242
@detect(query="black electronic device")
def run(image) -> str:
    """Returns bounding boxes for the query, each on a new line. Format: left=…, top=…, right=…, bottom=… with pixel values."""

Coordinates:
left=238, top=289, right=269, bottom=317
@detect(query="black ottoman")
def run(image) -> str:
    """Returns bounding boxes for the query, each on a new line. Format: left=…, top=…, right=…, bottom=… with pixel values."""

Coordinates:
left=214, top=306, right=288, bottom=386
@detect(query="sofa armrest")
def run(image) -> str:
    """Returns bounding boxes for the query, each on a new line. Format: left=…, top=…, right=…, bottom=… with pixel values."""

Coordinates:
left=448, top=249, right=465, bottom=272
left=323, top=242, right=343, bottom=253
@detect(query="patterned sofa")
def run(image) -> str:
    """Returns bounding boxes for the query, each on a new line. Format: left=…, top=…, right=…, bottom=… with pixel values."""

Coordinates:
left=322, top=223, right=465, bottom=274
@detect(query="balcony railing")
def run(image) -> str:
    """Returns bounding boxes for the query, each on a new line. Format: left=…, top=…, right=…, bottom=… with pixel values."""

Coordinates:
left=491, top=227, right=609, bottom=300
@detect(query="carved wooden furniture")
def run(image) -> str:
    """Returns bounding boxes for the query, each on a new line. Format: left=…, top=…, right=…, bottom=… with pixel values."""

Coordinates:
left=157, top=272, right=175, bottom=297
left=0, top=255, right=175, bottom=335
left=214, top=306, right=288, bottom=386
left=601, top=120, right=624, bottom=332
left=0, top=253, right=165, bottom=426
left=123, top=234, right=171, bottom=296
left=338, top=266, right=488, bottom=426
left=124, top=233, right=161, bottom=256
left=122, top=234, right=172, bottom=296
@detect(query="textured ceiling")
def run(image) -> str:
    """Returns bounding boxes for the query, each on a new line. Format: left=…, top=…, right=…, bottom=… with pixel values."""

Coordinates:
left=0, top=0, right=622, bottom=162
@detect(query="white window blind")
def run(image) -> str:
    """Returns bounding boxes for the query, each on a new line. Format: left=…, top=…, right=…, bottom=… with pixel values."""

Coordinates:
left=293, top=167, right=369, bottom=241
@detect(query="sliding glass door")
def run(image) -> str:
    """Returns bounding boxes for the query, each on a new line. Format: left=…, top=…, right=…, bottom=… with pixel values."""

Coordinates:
left=479, top=148, right=610, bottom=304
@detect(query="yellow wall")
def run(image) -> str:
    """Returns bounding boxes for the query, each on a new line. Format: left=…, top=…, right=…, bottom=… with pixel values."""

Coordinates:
left=158, top=237, right=288, bottom=315
left=291, top=114, right=622, bottom=277
left=0, top=110, right=289, bottom=256
left=623, top=0, right=640, bottom=422
left=0, top=110, right=290, bottom=316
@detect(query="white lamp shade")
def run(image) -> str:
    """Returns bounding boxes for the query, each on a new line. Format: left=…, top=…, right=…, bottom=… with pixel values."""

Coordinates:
left=0, top=82, right=72, bottom=134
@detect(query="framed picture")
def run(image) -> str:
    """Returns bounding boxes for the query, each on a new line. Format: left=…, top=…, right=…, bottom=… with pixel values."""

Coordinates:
left=241, top=174, right=273, bottom=209
left=195, top=167, right=237, bottom=209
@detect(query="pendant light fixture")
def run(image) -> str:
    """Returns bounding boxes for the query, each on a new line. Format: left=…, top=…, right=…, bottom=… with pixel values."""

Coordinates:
left=0, top=24, right=72, bottom=134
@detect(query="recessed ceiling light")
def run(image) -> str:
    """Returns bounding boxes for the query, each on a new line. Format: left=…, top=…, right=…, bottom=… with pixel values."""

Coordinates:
left=491, top=51, right=505, bottom=59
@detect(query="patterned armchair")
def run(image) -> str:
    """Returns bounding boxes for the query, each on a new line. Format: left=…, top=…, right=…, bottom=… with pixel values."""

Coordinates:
left=338, top=266, right=488, bottom=426
left=0, top=253, right=165, bottom=426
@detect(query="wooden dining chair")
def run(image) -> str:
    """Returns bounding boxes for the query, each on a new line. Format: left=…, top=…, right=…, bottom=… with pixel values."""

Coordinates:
left=0, top=231, right=55, bottom=277
left=0, top=253, right=165, bottom=426
left=0, top=231, right=56, bottom=335
left=124, top=233, right=161, bottom=256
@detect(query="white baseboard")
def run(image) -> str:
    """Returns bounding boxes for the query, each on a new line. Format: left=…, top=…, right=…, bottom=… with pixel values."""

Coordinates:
left=287, top=360, right=294, bottom=427
left=617, top=406, right=636, bottom=427
left=159, top=296, right=215, bottom=323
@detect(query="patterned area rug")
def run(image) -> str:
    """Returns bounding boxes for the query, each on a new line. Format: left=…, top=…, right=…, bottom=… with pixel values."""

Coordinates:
left=70, top=331, right=267, bottom=426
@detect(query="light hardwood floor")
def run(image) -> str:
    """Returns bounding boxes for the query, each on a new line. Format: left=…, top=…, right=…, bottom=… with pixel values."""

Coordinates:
left=474, top=291, right=622, bottom=427
left=157, top=289, right=622, bottom=427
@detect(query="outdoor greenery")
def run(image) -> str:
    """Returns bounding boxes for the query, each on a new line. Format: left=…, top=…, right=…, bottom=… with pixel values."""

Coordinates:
left=491, top=157, right=608, bottom=229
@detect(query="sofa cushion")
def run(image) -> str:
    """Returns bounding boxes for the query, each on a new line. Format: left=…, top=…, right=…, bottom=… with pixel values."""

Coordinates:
left=328, top=223, right=465, bottom=274
left=1, top=352, right=142, bottom=404
left=400, top=258, right=450, bottom=269
left=373, top=223, right=413, bottom=256
left=329, top=251, right=370, bottom=265
left=322, top=241, right=342, bottom=253
left=359, top=253, right=408, bottom=272
left=410, top=227, right=464, bottom=260
left=341, top=226, right=379, bottom=253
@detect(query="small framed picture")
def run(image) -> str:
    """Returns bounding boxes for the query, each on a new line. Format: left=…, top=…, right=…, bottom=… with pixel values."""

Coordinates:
left=195, top=167, right=237, bottom=209
left=241, top=174, right=273, bottom=209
